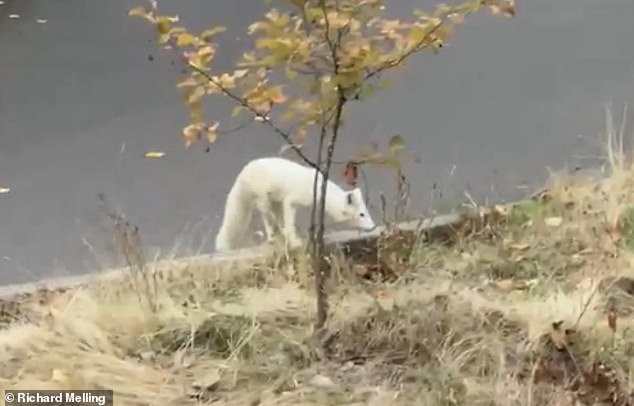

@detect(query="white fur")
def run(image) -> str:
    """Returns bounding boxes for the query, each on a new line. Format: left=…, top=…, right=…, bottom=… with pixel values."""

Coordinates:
left=215, top=157, right=376, bottom=252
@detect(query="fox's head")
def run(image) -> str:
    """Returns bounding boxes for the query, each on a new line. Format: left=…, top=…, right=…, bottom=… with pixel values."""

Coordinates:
left=339, top=188, right=376, bottom=231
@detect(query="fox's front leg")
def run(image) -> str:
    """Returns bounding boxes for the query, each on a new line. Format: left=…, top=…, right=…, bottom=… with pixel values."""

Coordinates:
left=281, top=200, right=303, bottom=248
left=255, top=197, right=278, bottom=243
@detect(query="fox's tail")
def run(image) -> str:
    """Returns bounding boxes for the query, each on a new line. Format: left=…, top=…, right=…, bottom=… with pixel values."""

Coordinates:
left=215, top=174, right=254, bottom=252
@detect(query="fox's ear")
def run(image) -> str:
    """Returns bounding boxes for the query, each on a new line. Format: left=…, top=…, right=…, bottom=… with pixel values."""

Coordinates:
left=346, top=192, right=354, bottom=206
left=346, top=188, right=363, bottom=206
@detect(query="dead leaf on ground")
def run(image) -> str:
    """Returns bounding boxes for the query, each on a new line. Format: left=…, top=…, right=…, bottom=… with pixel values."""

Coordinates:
left=144, top=151, right=166, bottom=158
left=51, top=369, right=69, bottom=384
left=509, top=242, right=530, bottom=251
left=192, top=369, right=221, bottom=391
left=494, top=279, right=515, bottom=291
left=309, top=374, right=337, bottom=389
left=544, top=217, right=563, bottom=227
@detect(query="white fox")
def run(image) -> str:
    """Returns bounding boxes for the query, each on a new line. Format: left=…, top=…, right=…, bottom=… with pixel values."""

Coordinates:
left=214, top=156, right=376, bottom=252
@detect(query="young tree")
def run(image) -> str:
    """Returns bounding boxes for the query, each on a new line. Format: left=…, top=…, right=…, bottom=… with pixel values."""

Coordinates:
left=129, top=0, right=515, bottom=343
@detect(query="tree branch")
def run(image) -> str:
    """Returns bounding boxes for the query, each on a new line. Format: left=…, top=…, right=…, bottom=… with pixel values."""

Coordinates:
left=149, top=6, right=321, bottom=170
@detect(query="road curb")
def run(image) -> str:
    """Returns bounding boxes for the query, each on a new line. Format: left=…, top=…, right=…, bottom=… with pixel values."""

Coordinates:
left=0, top=204, right=518, bottom=301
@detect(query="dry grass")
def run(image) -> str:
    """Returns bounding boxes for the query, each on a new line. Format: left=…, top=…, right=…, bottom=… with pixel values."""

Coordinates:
left=2, top=114, right=634, bottom=405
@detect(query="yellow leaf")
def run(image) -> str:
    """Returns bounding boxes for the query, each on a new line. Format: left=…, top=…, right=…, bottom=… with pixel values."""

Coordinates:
left=198, top=45, right=214, bottom=57
left=388, top=134, right=405, bottom=152
left=187, top=86, right=205, bottom=104
left=206, top=122, right=219, bottom=143
left=176, top=32, right=198, bottom=46
left=183, top=124, right=202, bottom=148
left=233, top=69, right=249, bottom=79
left=144, top=151, right=165, bottom=158
left=177, top=77, right=198, bottom=88
left=156, top=19, right=172, bottom=35
left=231, top=106, right=244, bottom=117
left=267, top=86, right=287, bottom=104
left=0, top=187, right=10, bottom=194
left=128, top=6, right=147, bottom=17
left=200, top=26, right=227, bottom=39
left=544, top=217, right=563, bottom=227
left=448, top=13, right=465, bottom=24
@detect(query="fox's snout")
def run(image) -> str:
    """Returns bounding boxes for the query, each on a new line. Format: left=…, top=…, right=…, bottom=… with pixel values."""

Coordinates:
left=356, top=215, right=376, bottom=231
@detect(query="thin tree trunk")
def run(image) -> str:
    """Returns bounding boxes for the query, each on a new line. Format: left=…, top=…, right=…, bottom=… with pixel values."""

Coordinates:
left=313, top=91, right=346, bottom=340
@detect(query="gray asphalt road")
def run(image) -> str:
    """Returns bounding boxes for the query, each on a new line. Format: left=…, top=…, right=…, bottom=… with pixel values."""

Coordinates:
left=0, top=0, right=633, bottom=285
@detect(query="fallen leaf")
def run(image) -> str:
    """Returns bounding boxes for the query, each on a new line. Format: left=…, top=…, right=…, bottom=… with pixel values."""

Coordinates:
left=0, top=187, right=10, bottom=194
left=309, top=374, right=337, bottom=389
left=144, top=151, right=165, bottom=158
left=509, top=243, right=530, bottom=251
left=494, top=279, right=515, bottom=290
left=544, top=217, right=563, bottom=227
left=51, top=369, right=68, bottom=384
left=192, top=369, right=221, bottom=391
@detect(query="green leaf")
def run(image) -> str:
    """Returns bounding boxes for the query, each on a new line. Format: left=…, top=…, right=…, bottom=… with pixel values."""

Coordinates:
left=388, top=134, right=405, bottom=153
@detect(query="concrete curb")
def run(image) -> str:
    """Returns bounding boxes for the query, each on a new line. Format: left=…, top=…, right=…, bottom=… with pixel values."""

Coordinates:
left=0, top=209, right=478, bottom=301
